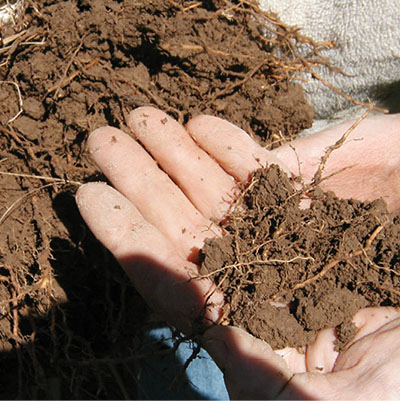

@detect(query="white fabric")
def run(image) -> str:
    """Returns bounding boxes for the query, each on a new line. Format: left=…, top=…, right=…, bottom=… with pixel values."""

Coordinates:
left=258, top=0, right=400, bottom=132
left=0, top=0, right=24, bottom=26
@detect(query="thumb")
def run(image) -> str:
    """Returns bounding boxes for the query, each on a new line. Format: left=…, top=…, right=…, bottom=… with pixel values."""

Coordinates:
left=202, top=325, right=295, bottom=399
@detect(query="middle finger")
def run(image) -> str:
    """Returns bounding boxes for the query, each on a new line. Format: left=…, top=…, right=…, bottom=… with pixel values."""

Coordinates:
left=128, top=107, right=238, bottom=220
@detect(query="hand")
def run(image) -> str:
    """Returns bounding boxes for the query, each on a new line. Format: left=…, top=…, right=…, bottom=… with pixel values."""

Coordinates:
left=76, top=107, right=400, bottom=399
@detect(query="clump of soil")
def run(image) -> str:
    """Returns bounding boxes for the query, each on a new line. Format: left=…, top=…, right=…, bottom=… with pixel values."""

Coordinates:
left=0, top=0, right=317, bottom=153
left=200, top=165, right=400, bottom=350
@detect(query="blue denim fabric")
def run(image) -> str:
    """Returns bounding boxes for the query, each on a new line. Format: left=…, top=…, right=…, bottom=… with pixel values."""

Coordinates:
left=137, top=326, right=229, bottom=400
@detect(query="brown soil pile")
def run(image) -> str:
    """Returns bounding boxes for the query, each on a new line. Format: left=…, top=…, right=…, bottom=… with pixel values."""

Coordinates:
left=0, top=0, right=322, bottom=398
left=200, top=165, right=400, bottom=350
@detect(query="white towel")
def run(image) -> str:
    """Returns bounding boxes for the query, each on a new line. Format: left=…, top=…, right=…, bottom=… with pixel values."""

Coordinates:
left=258, top=0, right=400, bottom=131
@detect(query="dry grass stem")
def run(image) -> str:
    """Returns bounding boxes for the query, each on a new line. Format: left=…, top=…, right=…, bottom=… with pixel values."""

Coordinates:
left=0, top=170, right=82, bottom=185
left=0, top=81, right=23, bottom=123
left=0, top=173, right=82, bottom=225
left=0, top=183, right=54, bottom=225
left=1, top=30, right=28, bottom=47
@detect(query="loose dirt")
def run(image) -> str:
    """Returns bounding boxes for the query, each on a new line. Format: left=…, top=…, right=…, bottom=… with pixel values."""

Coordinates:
left=200, top=165, right=400, bottom=350
left=0, top=0, right=365, bottom=398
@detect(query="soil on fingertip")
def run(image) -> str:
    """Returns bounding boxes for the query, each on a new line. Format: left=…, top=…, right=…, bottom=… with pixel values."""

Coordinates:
left=0, top=0, right=358, bottom=398
left=200, top=165, right=400, bottom=351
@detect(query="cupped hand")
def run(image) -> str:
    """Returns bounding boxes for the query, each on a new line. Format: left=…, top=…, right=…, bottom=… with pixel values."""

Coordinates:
left=76, top=107, right=400, bottom=399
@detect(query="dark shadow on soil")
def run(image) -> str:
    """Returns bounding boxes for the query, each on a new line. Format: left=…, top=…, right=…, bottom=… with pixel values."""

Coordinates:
left=0, top=189, right=209, bottom=399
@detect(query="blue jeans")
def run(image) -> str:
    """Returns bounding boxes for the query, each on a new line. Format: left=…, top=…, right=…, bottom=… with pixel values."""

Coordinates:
left=137, top=326, right=229, bottom=400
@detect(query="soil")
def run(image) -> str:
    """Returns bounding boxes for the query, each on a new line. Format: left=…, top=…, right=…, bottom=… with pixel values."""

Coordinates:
left=200, top=165, right=400, bottom=350
left=0, top=0, right=359, bottom=398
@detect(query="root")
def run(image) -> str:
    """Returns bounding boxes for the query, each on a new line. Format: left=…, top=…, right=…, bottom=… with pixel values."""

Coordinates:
left=47, top=58, right=100, bottom=95
left=273, top=224, right=386, bottom=298
left=198, top=255, right=315, bottom=280
left=159, top=0, right=383, bottom=125
left=200, top=137, right=400, bottom=348
left=117, top=0, right=328, bottom=129
left=50, top=35, right=86, bottom=99
left=310, top=104, right=375, bottom=187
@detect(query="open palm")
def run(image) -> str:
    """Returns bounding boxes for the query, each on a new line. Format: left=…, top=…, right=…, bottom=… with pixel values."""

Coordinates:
left=76, top=107, right=400, bottom=399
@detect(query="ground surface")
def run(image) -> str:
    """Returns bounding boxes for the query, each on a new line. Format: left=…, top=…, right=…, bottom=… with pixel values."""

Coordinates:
left=0, top=0, right=348, bottom=399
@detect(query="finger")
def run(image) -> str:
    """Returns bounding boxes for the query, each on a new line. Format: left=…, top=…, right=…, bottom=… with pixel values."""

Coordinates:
left=186, top=115, right=291, bottom=182
left=275, top=347, right=306, bottom=374
left=204, top=327, right=343, bottom=400
left=128, top=107, right=237, bottom=220
left=203, top=325, right=293, bottom=399
left=351, top=306, right=400, bottom=343
left=272, top=114, right=400, bottom=212
left=333, top=315, right=400, bottom=388
left=87, top=126, right=218, bottom=261
left=76, top=183, right=224, bottom=332
left=305, top=328, right=338, bottom=373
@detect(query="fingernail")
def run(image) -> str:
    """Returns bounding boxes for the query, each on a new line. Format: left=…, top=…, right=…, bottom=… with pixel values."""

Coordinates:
left=87, top=126, right=119, bottom=154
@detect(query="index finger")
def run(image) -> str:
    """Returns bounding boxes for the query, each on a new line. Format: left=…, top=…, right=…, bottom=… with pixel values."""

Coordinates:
left=76, top=183, right=224, bottom=333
